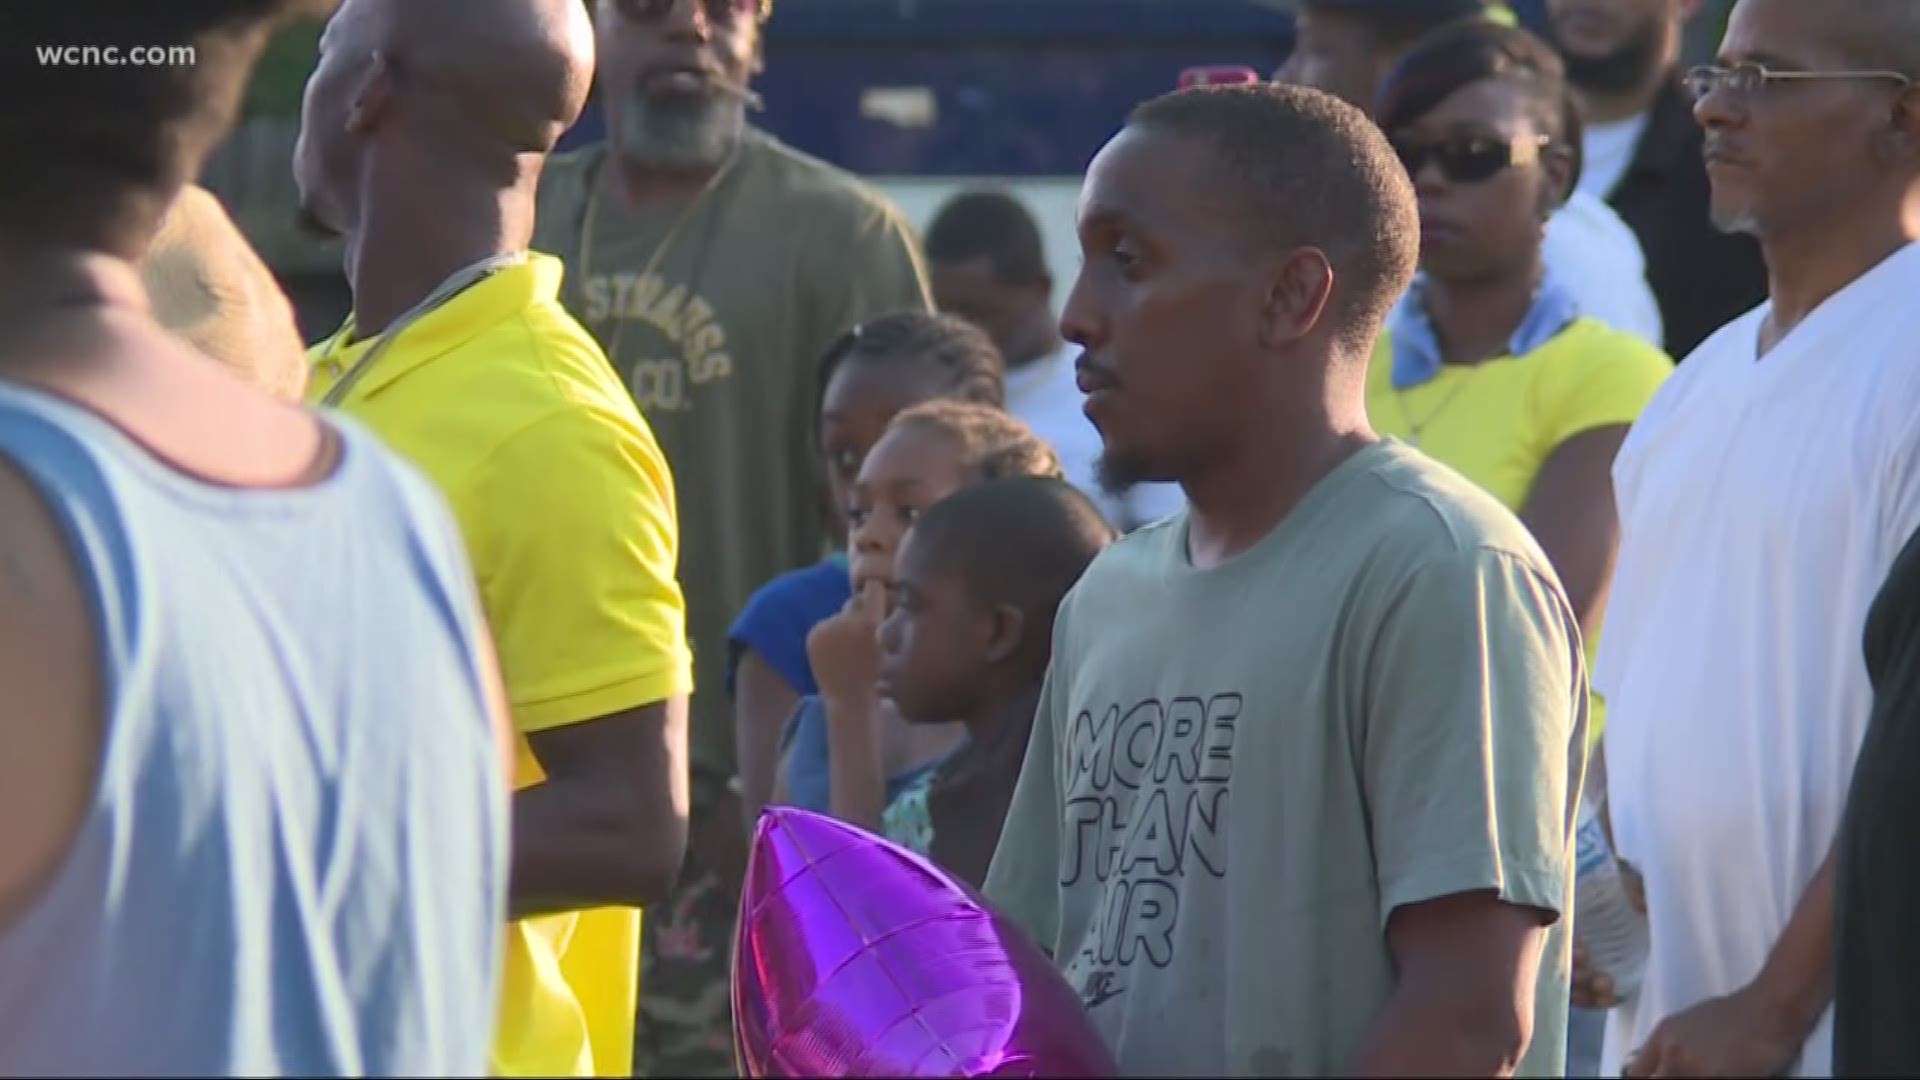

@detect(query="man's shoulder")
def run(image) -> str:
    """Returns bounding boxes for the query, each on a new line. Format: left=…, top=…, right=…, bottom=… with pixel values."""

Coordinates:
left=1637, top=303, right=1762, bottom=420
left=1356, top=442, right=1552, bottom=563
left=736, top=129, right=910, bottom=225
left=459, top=303, right=657, bottom=460
left=1069, top=446, right=1556, bottom=592
left=1074, top=512, right=1181, bottom=585
left=533, top=144, right=604, bottom=241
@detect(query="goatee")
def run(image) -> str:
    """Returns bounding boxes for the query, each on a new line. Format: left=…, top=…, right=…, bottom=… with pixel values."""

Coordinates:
left=296, top=203, right=342, bottom=243
left=616, top=88, right=746, bottom=172
left=1095, top=448, right=1155, bottom=496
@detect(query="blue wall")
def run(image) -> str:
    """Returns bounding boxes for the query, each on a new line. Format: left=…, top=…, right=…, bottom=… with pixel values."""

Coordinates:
left=559, top=0, right=1556, bottom=174
left=565, top=0, right=1297, bottom=174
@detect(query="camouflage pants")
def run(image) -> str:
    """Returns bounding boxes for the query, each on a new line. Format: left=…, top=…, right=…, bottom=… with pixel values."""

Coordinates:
left=634, top=784, right=746, bottom=1078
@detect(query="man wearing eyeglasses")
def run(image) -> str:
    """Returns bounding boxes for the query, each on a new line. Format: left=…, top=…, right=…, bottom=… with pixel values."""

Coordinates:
left=1546, top=0, right=1769, bottom=359
left=1586, top=0, right=1920, bottom=1075
left=531, top=2, right=932, bottom=1076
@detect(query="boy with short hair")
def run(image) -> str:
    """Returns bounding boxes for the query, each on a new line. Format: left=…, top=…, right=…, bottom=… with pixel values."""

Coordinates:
left=875, top=477, right=1114, bottom=887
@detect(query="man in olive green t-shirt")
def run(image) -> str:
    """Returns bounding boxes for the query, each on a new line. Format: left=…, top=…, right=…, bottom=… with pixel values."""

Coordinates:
left=531, top=1, right=929, bottom=1074
left=984, top=85, right=1585, bottom=1076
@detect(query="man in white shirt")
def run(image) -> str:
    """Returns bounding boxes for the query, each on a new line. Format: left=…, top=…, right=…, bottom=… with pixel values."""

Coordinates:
left=1589, top=0, right=1920, bottom=1075
left=1545, top=0, right=1768, bottom=357
left=1279, top=0, right=1666, bottom=346
left=924, top=188, right=1184, bottom=531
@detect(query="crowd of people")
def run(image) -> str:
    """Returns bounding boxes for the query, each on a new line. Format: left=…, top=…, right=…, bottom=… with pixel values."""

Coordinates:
left=1, top=0, right=1918, bottom=1077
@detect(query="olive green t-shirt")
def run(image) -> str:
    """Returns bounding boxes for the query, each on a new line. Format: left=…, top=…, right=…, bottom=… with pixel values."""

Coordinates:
left=984, top=440, right=1586, bottom=1077
left=533, top=129, right=931, bottom=780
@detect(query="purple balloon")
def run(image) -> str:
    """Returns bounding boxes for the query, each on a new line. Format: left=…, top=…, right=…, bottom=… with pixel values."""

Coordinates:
left=732, top=808, right=1119, bottom=1079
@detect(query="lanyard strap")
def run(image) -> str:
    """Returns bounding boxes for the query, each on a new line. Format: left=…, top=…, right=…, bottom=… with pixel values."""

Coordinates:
left=320, top=252, right=528, bottom=409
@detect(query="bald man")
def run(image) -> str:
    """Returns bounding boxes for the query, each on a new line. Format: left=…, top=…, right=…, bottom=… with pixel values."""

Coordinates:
left=142, top=185, right=307, bottom=400
left=1589, top=0, right=1920, bottom=1075
left=296, top=0, right=694, bottom=1075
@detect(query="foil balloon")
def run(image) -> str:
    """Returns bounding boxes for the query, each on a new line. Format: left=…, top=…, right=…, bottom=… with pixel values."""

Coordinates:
left=732, top=807, right=1118, bottom=1078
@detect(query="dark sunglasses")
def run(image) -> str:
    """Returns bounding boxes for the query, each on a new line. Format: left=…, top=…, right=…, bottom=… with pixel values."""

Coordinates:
left=1390, top=133, right=1549, bottom=184
left=610, top=0, right=770, bottom=24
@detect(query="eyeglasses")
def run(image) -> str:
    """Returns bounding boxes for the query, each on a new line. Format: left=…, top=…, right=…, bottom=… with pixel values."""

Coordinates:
left=1683, top=62, right=1913, bottom=102
left=1390, top=133, right=1549, bottom=184
left=609, top=0, right=772, bottom=24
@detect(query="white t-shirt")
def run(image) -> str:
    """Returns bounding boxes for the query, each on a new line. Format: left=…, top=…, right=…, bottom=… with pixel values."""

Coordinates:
left=1004, top=340, right=1185, bottom=531
left=1580, top=113, right=1651, bottom=200
left=1596, top=243, right=1920, bottom=1078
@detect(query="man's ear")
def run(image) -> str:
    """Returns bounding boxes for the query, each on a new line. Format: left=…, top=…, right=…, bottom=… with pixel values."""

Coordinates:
left=1542, top=145, right=1576, bottom=216
left=1261, top=247, right=1336, bottom=350
left=983, top=603, right=1027, bottom=666
left=346, top=52, right=397, bottom=136
left=1882, top=84, right=1920, bottom=165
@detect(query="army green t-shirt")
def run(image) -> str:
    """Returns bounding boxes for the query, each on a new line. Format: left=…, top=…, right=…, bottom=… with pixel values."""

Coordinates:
left=533, top=129, right=931, bottom=780
left=984, top=440, right=1586, bottom=1077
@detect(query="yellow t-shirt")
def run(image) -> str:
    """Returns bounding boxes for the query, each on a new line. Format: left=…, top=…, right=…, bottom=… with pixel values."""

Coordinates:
left=309, top=254, right=694, bottom=1078
left=1367, top=316, right=1673, bottom=740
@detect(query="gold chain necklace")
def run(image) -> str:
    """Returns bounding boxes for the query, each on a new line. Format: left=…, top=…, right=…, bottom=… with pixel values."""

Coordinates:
left=576, top=144, right=740, bottom=363
left=1394, top=364, right=1481, bottom=449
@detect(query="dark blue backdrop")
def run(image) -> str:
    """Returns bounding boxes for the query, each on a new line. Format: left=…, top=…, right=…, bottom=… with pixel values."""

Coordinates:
left=561, top=0, right=1554, bottom=174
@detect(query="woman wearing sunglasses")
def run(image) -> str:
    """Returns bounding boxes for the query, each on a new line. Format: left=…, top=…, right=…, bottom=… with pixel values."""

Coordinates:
left=1366, top=24, right=1674, bottom=1075
left=1368, top=26, right=1671, bottom=757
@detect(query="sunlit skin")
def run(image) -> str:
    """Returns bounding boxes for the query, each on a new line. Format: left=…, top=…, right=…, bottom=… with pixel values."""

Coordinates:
left=1061, top=125, right=1288, bottom=502
left=1695, top=0, right=1907, bottom=239
left=1696, top=0, right=1920, bottom=359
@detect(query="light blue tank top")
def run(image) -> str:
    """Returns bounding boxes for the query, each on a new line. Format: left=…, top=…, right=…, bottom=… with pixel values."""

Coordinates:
left=0, top=385, right=508, bottom=1077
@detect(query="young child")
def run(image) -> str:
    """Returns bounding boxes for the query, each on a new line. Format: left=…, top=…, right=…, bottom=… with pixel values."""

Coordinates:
left=778, top=401, right=1063, bottom=820
left=729, top=312, right=1004, bottom=822
left=875, top=477, right=1114, bottom=888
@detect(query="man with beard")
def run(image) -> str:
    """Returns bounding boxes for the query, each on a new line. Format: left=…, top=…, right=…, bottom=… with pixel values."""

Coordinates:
left=1547, top=0, right=1768, bottom=357
left=1279, top=0, right=1667, bottom=348
left=298, top=0, right=696, bottom=1074
left=531, top=2, right=931, bottom=1075
left=985, top=82, right=1586, bottom=1077
left=924, top=188, right=1185, bottom=531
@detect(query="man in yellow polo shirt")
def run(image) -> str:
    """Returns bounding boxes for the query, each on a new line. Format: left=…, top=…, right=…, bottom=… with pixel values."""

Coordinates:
left=295, top=0, right=692, bottom=1075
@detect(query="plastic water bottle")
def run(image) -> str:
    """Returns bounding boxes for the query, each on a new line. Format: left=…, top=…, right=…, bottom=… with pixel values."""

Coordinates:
left=1573, top=791, right=1649, bottom=1003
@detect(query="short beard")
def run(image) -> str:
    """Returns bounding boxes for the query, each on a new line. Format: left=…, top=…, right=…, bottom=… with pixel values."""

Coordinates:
left=615, top=89, right=746, bottom=171
left=1095, top=448, right=1156, bottom=495
left=1554, top=16, right=1667, bottom=98
left=1710, top=207, right=1761, bottom=237
left=296, top=203, right=342, bottom=242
